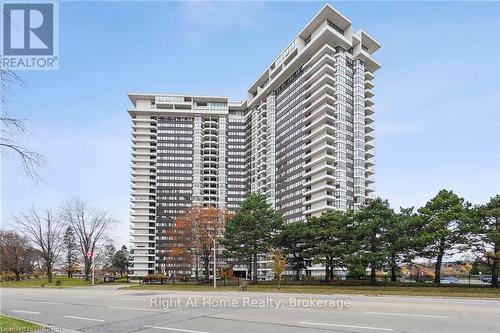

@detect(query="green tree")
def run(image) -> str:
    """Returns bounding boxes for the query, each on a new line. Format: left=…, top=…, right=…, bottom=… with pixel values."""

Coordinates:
left=222, top=193, right=283, bottom=283
left=62, top=226, right=79, bottom=278
left=304, top=211, right=354, bottom=280
left=386, top=207, right=420, bottom=281
left=471, top=195, right=500, bottom=287
left=352, top=198, right=395, bottom=286
left=277, top=221, right=310, bottom=280
left=416, top=190, right=471, bottom=285
left=112, top=245, right=129, bottom=275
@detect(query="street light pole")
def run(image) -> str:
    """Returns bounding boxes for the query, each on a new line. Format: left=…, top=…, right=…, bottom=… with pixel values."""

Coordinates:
left=213, top=237, right=216, bottom=289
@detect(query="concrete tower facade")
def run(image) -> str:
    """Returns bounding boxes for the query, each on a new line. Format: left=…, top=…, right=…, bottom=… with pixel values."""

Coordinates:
left=129, top=4, right=380, bottom=278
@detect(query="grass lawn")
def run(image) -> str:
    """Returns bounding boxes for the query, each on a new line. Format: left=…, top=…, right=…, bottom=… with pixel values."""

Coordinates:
left=1, top=276, right=94, bottom=288
left=0, top=276, right=132, bottom=288
left=123, top=283, right=500, bottom=298
left=0, top=315, right=40, bottom=332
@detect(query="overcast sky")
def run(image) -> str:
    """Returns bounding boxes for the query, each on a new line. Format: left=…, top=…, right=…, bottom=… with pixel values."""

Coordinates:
left=2, top=1, right=499, bottom=247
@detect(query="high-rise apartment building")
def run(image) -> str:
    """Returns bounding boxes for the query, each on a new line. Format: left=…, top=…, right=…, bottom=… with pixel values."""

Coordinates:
left=128, top=4, right=380, bottom=278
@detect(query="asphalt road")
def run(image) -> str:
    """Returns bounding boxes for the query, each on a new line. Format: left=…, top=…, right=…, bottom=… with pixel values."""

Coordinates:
left=1, top=286, right=499, bottom=333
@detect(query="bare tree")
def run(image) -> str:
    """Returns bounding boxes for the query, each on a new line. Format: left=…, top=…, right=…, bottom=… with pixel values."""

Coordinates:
left=14, top=208, right=63, bottom=283
left=1, top=68, right=45, bottom=178
left=60, top=198, right=114, bottom=281
left=0, top=229, right=36, bottom=280
left=0, top=67, right=22, bottom=104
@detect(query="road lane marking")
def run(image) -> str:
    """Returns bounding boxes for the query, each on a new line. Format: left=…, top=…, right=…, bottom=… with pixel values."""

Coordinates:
left=12, top=310, right=41, bottom=314
left=297, top=321, right=394, bottom=331
left=365, top=311, right=453, bottom=319
left=64, top=315, right=104, bottom=322
left=114, top=297, right=142, bottom=301
left=108, top=306, right=158, bottom=312
left=72, top=296, right=91, bottom=298
left=39, top=301, right=63, bottom=305
left=144, top=325, right=209, bottom=333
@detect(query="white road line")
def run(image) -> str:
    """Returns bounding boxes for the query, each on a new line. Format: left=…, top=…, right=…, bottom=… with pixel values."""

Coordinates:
left=108, top=306, right=158, bottom=312
left=12, top=310, right=41, bottom=314
left=72, top=296, right=91, bottom=298
left=39, top=301, right=63, bottom=305
left=365, top=311, right=453, bottom=319
left=144, top=325, right=210, bottom=333
left=297, top=321, right=394, bottom=331
left=114, top=297, right=142, bottom=301
left=63, top=315, right=104, bottom=322
left=377, top=297, right=500, bottom=304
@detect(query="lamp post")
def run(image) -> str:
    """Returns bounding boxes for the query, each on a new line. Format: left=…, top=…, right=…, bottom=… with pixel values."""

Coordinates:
left=213, top=237, right=216, bottom=289
left=201, top=212, right=223, bottom=289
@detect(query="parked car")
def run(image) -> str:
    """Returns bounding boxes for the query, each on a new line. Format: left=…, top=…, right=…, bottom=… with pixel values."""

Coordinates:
left=481, top=276, right=499, bottom=284
left=440, top=276, right=458, bottom=284
left=479, top=275, right=498, bottom=283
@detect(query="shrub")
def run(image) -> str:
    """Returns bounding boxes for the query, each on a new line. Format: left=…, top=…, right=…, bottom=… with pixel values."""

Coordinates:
left=54, top=280, right=62, bottom=286
left=143, top=274, right=167, bottom=285
left=346, top=266, right=367, bottom=280
left=0, top=273, right=17, bottom=282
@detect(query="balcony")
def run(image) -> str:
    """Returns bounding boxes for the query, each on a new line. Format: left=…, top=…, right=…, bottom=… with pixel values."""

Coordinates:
left=304, top=163, right=335, bottom=179
left=365, top=123, right=374, bottom=133
left=304, top=204, right=336, bottom=216
left=305, top=83, right=335, bottom=106
left=365, top=106, right=374, bottom=116
left=365, top=136, right=375, bottom=150
left=304, top=72, right=335, bottom=98
left=304, top=93, right=335, bottom=115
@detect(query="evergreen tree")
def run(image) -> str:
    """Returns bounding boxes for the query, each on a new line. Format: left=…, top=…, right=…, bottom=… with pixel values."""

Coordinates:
left=112, top=245, right=129, bottom=275
left=63, top=226, right=79, bottom=278
left=471, top=195, right=500, bottom=287
left=416, top=189, right=471, bottom=285
left=222, top=193, right=283, bottom=283
left=277, top=221, right=310, bottom=280
left=102, top=242, right=117, bottom=273
left=352, top=198, right=395, bottom=286
left=304, top=211, right=354, bottom=280
left=386, top=207, right=420, bottom=281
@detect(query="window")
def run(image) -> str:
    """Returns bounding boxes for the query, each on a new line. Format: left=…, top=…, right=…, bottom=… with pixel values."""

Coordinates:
left=327, top=20, right=344, bottom=35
